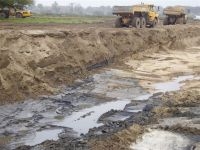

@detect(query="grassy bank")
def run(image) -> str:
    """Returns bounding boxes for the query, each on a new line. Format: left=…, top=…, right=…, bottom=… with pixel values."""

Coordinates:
left=0, top=16, right=108, bottom=24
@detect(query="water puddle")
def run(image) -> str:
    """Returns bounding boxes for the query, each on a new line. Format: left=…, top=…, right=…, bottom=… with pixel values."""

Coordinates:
left=134, top=94, right=153, bottom=101
left=131, top=130, right=192, bottom=150
left=24, top=129, right=62, bottom=146
left=154, top=75, right=196, bottom=92
left=3, top=68, right=199, bottom=148
left=54, top=100, right=131, bottom=135
left=130, top=75, right=200, bottom=150
left=9, top=129, right=63, bottom=148
left=18, top=100, right=131, bottom=147
left=124, top=103, right=146, bottom=113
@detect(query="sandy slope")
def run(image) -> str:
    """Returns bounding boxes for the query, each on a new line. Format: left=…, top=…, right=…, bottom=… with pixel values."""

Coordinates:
left=0, top=25, right=200, bottom=103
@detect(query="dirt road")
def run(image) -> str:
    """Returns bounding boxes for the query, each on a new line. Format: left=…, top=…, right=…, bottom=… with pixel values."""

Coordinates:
left=0, top=21, right=200, bottom=150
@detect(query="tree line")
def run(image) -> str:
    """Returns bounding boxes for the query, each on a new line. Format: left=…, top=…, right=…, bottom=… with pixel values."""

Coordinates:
left=0, top=0, right=33, bottom=7
left=1, top=0, right=199, bottom=17
left=29, top=2, right=112, bottom=16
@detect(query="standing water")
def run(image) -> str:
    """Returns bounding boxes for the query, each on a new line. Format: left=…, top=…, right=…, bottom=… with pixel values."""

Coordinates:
left=3, top=67, right=199, bottom=148
left=154, top=75, right=194, bottom=92
left=54, top=100, right=131, bottom=135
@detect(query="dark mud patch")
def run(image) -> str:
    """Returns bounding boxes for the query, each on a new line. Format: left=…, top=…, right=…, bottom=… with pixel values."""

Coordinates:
left=14, top=89, right=200, bottom=150
left=1, top=68, right=150, bottom=149
left=1, top=69, right=199, bottom=150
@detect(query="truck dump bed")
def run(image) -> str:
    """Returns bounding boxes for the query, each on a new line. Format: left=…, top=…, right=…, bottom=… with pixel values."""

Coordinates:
left=163, top=6, right=186, bottom=16
left=113, top=6, right=133, bottom=14
left=113, top=5, right=153, bottom=15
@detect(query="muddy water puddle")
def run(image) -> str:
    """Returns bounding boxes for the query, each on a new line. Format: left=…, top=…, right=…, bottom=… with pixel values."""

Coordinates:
left=154, top=75, right=199, bottom=92
left=15, top=129, right=63, bottom=147
left=0, top=67, right=199, bottom=149
left=130, top=75, right=200, bottom=150
left=131, top=129, right=192, bottom=150
left=0, top=68, right=149, bottom=149
left=53, top=100, right=131, bottom=135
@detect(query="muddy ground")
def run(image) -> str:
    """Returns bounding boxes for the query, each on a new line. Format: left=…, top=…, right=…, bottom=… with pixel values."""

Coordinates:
left=0, top=21, right=200, bottom=104
left=0, top=20, right=200, bottom=150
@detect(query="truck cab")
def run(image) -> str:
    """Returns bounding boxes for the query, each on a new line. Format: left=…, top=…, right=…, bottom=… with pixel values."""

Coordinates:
left=147, top=5, right=159, bottom=23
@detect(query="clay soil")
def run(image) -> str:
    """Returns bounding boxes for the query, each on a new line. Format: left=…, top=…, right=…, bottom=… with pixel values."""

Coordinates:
left=0, top=19, right=200, bottom=150
left=0, top=20, right=200, bottom=104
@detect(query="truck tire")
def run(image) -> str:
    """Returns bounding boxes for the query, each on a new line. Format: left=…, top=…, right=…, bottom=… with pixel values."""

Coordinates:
left=183, top=16, right=187, bottom=24
left=176, top=17, right=184, bottom=24
left=16, top=13, right=23, bottom=18
left=169, top=17, right=176, bottom=25
left=115, top=17, right=122, bottom=28
left=0, top=12, right=6, bottom=18
left=183, top=18, right=187, bottom=24
left=140, top=17, right=146, bottom=28
left=132, top=17, right=141, bottom=28
left=163, top=17, right=169, bottom=25
left=5, top=13, right=9, bottom=18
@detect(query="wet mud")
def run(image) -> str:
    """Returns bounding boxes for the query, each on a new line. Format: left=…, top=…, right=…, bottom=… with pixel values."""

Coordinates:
left=0, top=67, right=199, bottom=150
left=0, top=25, right=200, bottom=150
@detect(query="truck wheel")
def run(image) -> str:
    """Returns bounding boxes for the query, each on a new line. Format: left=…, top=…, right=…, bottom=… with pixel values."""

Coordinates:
left=169, top=17, right=176, bottom=25
left=115, top=17, right=122, bottom=28
left=0, top=12, right=6, bottom=19
left=176, top=18, right=184, bottom=24
left=163, top=17, right=169, bottom=25
left=140, top=17, right=146, bottom=28
left=132, top=17, right=141, bottom=28
left=16, top=13, right=23, bottom=18
left=183, top=15, right=187, bottom=24
left=5, top=13, right=9, bottom=18
left=183, top=18, right=187, bottom=24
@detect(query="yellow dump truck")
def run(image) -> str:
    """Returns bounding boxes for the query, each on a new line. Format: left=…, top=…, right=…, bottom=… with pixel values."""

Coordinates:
left=113, top=4, right=159, bottom=28
left=163, top=6, right=188, bottom=25
left=0, top=6, right=31, bottom=18
left=15, top=9, right=31, bottom=18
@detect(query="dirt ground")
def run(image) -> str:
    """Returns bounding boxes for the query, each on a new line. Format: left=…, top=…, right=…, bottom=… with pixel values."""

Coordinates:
left=0, top=20, right=200, bottom=104
left=0, top=20, right=200, bottom=150
left=0, top=18, right=115, bottom=30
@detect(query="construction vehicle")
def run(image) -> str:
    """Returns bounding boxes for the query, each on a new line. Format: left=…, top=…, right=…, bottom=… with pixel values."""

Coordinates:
left=15, top=9, right=31, bottom=18
left=113, top=4, right=159, bottom=28
left=163, top=6, right=188, bottom=25
left=0, top=4, right=31, bottom=18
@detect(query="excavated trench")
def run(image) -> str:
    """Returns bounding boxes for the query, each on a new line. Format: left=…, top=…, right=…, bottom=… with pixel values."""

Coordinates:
left=0, top=25, right=200, bottom=150
left=0, top=25, right=200, bottom=103
left=1, top=64, right=200, bottom=149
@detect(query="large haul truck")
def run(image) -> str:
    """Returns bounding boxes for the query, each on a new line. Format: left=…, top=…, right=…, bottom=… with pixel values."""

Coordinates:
left=163, top=6, right=188, bottom=25
left=113, top=4, right=159, bottom=28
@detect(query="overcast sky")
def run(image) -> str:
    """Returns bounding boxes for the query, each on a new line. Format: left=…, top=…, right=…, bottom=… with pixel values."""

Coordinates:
left=35, top=0, right=200, bottom=7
